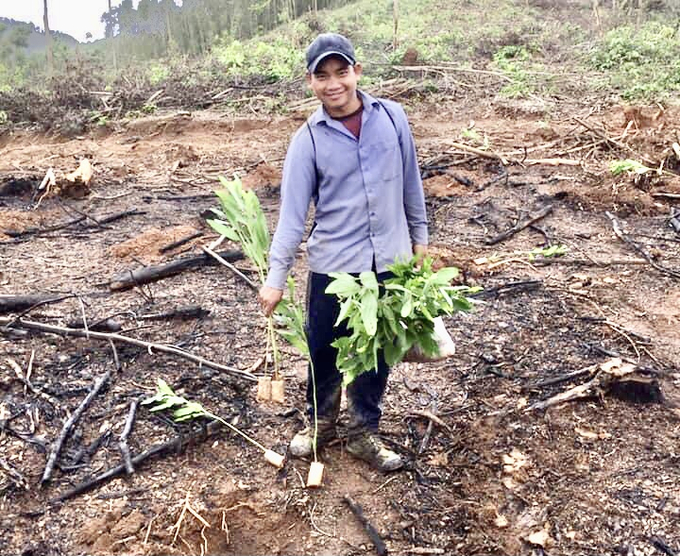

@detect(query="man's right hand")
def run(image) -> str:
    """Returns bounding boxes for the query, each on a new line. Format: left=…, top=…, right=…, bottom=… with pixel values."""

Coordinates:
left=258, top=285, right=284, bottom=317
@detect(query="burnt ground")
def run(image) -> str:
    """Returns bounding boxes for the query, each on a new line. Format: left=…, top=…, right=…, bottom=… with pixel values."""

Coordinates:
left=1, top=98, right=680, bottom=556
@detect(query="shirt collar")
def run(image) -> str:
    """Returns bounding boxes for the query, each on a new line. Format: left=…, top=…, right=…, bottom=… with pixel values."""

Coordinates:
left=309, top=90, right=379, bottom=126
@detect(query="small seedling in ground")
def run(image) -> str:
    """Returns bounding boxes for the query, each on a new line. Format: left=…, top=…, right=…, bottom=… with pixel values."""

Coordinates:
left=142, top=378, right=284, bottom=468
left=527, top=244, right=568, bottom=260
left=610, top=159, right=652, bottom=176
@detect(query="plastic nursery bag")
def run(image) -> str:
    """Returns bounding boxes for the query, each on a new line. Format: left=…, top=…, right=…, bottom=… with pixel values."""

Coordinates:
left=403, top=316, right=456, bottom=363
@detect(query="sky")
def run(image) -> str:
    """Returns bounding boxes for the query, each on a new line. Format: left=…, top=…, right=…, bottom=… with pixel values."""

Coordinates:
left=0, top=0, right=134, bottom=42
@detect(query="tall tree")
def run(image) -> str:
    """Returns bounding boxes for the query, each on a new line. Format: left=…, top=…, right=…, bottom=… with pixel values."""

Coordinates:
left=108, top=0, right=117, bottom=72
left=43, top=0, right=54, bottom=75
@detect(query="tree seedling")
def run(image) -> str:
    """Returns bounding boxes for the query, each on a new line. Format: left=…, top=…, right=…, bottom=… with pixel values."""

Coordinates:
left=208, top=177, right=324, bottom=485
left=207, top=176, right=286, bottom=403
left=273, top=278, right=324, bottom=487
left=327, top=256, right=480, bottom=386
left=142, top=378, right=284, bottom=468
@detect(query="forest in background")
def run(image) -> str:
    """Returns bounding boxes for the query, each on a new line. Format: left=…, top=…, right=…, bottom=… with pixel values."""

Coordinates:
left=1, top=0, right=680, bottom=131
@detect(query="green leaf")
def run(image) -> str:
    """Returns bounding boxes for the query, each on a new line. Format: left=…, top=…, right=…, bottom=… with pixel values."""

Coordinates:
left=359, top=271, right=378, bottom=291
left=173, top=402, right=206, bottom=421
left=360, top=290, right=378, bottom=336
left=400, top=293, right=413, bottom=318
left=206, top=219, right=241, bottom=242
left=325, top=273, right=360, bottom=296
left=336, top=298, right=354, bottom=326
left=430, top=266, right=459, bottom=284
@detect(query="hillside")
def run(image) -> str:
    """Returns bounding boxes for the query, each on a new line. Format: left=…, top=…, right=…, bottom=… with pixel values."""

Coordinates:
left=0, top=17, right=78, bottom=58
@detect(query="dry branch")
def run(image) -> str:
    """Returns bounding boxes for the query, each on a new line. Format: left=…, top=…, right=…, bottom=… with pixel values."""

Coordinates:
left=41, top=370, right=111, bottom=484
left=54, top=420, right=223, bottom=503
left=4, top=209, right=145, bottom=239
left=606, top=212, right=680, bottom=280
left=343, top=495, right=388, bottom=556
left=0, top=317, right=257, bottom=382
left=524, top=358, right=662, bottom=412
left=470, top=279, right=542, bottom=299
left=202, top=246, right=258, bottom=291
left=109, top=249, right=243, bottom=291
left=486, top=205, right=553, bottom=245
left=119, top=398, right=140, bottom=474
left=572, top=117, right=657, bottom=167
left=446, top=141, right=508, bottom=164
left=159, top=231, right=204, bottom=253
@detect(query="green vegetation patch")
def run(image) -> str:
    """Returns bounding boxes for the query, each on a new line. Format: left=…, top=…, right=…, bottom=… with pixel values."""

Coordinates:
left=589, top=21, right=680, bottom=100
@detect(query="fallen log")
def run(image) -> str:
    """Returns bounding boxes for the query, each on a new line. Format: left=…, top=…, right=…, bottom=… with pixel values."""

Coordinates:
left=0, top=295, right=65, bottom=314
left=109, top=249, right=244, bottom=291
left=0, top=317, right=257, bottom=382
left=138, top=305, right=209, bottom=321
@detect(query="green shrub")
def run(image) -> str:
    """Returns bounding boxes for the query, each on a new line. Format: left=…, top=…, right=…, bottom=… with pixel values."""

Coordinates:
left=492, top=45, right=540, bottom=98
left=213, top=37, right=305, bottom=81
left=148, top=62, right=171, bottom=85
left=589, top=22, right=680, bottom=100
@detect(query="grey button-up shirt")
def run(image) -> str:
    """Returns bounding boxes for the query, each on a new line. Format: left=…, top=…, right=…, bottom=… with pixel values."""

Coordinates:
left=265, top=91, right=428, bottom=290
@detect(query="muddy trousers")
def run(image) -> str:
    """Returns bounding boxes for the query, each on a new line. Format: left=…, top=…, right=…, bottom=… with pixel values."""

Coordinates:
left=305, top=271, right=391, bottom=434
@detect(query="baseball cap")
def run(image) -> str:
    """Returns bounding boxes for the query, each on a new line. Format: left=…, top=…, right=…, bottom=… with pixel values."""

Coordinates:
left=306, top=33, right=356, bottom=73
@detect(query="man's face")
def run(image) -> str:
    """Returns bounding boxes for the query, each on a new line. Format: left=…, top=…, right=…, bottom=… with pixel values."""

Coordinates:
left=307, top=56, right=363, bottom=117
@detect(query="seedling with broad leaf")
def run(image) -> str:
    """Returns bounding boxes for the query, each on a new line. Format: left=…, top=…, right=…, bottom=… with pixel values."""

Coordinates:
left=327, top=257, right=480, bottom=386
left=610, top=159, right=652, bottom=176
left=142, top=378, right=284, bottom=468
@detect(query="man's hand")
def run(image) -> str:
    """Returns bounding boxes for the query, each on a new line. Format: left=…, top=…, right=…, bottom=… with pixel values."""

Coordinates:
left=413, top=243, right=428, bottom=260
left=259, top=285, right=284, bottom=317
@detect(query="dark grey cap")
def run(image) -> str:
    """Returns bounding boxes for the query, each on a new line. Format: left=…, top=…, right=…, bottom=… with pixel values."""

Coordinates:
left=305, top=33, right=356, bottom=73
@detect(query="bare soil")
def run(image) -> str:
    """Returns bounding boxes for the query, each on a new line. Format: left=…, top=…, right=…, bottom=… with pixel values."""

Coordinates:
left=1, top=98, right=680, bottom=556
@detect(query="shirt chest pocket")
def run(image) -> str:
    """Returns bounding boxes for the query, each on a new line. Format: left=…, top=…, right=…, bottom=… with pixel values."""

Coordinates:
left=366, top=139, right=402, bottom=181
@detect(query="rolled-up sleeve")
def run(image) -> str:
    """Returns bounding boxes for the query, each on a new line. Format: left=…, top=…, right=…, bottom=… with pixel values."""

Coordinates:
left=394, top=104, right=428, bottom=246
left=265, top=127, right=316, bottom=290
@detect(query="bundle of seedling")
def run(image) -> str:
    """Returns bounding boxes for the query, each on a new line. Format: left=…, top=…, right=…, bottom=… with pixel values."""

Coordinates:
left=206, top=176, right=289, bottom=403
left=327, top=257, right=480, bottom=386
left=207, top=177, right=324, bottom=486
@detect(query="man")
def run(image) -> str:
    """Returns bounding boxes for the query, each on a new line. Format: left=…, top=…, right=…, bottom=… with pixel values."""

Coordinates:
left=259, top=33, right=428, bottom=472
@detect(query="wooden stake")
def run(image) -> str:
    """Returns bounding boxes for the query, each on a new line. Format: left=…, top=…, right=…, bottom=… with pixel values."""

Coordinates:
left=264, top=450, right=284, bottom=468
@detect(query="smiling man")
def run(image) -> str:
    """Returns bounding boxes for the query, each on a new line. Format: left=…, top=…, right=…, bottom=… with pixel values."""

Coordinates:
left=258, top=33, right=428, bottom=472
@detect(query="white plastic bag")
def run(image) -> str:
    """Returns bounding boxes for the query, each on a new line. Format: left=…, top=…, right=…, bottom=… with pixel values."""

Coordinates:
left=403, top=317, right=456, bottom=363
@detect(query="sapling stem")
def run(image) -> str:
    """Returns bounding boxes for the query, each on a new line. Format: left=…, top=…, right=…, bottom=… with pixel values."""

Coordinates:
left=204, top=411, right=268, bottom=453
left=310, top=359, right=319, bottom=462
left=143, top=380, right=284, bottom=467
left=267, top=316, right=280, bottom=380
